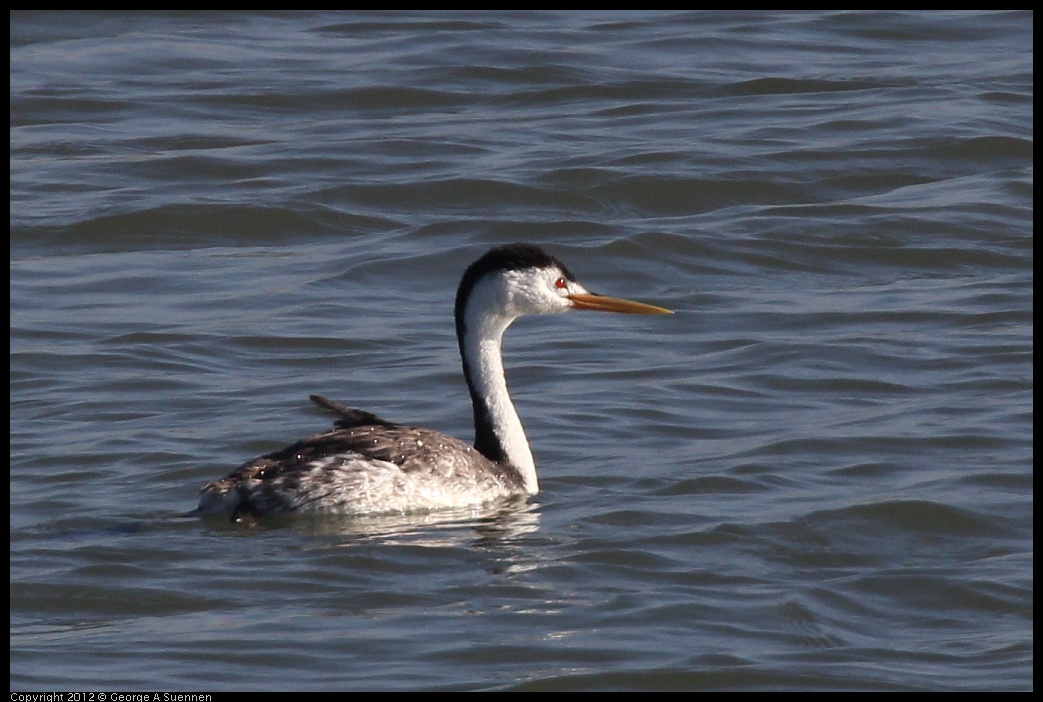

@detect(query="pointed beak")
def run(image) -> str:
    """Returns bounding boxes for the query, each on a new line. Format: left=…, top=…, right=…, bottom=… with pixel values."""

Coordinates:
left=567, top=292, right=673, bottom=315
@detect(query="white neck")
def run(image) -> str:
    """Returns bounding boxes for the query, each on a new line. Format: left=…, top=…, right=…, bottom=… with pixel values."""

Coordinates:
left=459, top=291, right=539, bottom=494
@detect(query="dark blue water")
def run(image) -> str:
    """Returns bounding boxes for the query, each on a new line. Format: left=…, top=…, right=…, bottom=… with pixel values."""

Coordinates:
left=10, top=11, right=1032, bottom=691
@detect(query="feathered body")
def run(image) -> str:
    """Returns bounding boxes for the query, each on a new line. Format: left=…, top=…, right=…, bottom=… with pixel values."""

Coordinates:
left=198, top=396, right=526, bottom=519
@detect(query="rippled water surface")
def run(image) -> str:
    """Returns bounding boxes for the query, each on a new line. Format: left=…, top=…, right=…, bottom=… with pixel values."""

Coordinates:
left=10, top=11, right=1032, bottom=691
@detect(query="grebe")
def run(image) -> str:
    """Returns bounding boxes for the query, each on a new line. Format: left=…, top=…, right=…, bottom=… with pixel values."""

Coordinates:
left=197, top=243, right=671, bottom=521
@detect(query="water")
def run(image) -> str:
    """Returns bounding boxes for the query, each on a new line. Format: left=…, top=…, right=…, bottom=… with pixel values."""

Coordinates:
left=10, top=10, right=1032, bottom=691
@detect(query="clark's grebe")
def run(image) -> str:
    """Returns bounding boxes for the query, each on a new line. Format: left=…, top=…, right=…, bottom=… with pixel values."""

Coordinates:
left=197, top=243, right=671, bottom=520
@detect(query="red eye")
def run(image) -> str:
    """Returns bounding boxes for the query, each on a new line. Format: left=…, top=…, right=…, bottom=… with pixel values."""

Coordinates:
left=554, top=277, right=568, bottom=289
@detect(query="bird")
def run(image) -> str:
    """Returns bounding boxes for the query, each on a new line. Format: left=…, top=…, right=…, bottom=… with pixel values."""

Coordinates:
left=196, top=242, right=671, bottom=521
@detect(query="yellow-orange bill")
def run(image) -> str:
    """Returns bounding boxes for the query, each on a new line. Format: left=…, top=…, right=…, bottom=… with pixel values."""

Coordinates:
left=568, top=293, right=673, bottom=314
